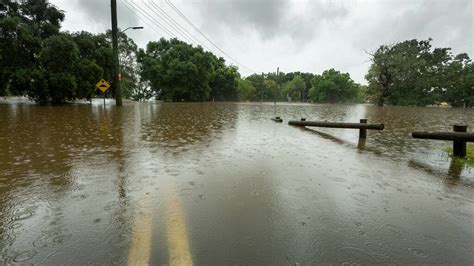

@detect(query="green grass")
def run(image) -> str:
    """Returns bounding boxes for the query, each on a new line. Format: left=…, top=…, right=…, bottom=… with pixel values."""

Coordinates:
left=468, top=146, right=474, bottom=166
left=445, top=144, right=474, bottom=167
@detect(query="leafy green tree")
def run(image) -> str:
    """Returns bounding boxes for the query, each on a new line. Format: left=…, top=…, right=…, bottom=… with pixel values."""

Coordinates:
left=0, top=0, right=64, bottom=96
left=263, top=79, right=279, bottom=101
left=299, top=72, right=315, bottom=99
left=139, top=38, right=209, bottom=101
left=356, top=84, right=368, bottom=103
left=71, top=31, right=113, bottom=99
left=365, top=38, right=473, bottom=107
left=245, top=73, right=277, bottom=101
left=26, top=68, right=48, bottom=104
left=209, top=59, right=240, bottom=101
left=279, top=72, right=314, bottom=101
left=115, top=30, right=139, bottom=99
left=443, top=54, right=474, bottom=107
left=237, top=79, right=257, bottom=101
left=283, top=75, right=305, bottom=101
left=139, top=38, right=238, bottom=101
left=75, top=59, right=103, bottom=100
left=245, top=73, right=264, bottom=101
left=130, top=78, right=154, bottom=101
left=47, top=72, right=77, bottom=105
left=91, top=33, right=114, bottom=82
left=35, top=34, right=79, bottom=104
left=244, top=71, right=314, bottom=102
left=309, top=69, right=358, bottom=103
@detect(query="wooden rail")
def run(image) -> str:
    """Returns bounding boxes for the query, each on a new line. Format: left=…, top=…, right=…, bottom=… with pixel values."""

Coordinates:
left=411, top=132, right=474, bottom=141
left=289, top=119, right=384, bottom=139
left=412, top=125, right=473, bottom=157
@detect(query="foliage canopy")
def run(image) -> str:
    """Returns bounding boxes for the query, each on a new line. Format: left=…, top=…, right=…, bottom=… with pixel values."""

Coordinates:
left=366, top=39, right=474, bottom=107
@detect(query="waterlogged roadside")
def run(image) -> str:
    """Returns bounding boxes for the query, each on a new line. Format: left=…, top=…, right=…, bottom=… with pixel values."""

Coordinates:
left=0, top=100, right=473, bottom=264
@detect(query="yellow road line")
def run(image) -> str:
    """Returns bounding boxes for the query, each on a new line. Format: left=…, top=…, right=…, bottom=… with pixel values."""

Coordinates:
left=167, top=191, right=193, bottom=266
left=128, top=196, right=154, bottom=266
left=127, top=190, right=192, bottom=266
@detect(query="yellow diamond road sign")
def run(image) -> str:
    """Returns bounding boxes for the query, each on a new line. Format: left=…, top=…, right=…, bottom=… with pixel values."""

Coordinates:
left=96, top=79, right=111, bottom=93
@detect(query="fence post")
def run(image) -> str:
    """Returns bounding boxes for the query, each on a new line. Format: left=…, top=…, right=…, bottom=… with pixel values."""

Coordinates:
left=453, top=125, right=467, bottom=157
left=359, top=119, right=367, bottom=139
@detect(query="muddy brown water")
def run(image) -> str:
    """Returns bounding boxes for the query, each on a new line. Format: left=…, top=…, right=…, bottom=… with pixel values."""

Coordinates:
left=0, top=99, right=473, bottom=264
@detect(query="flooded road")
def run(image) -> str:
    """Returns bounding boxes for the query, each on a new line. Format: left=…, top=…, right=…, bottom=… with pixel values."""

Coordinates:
left=0, top=100, right=473, bottom=264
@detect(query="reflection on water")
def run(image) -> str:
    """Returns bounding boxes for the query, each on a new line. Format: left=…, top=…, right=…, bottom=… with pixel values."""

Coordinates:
left=0, top=100, right=473, bottom=264
left=409, top=159, right=473, bottom=187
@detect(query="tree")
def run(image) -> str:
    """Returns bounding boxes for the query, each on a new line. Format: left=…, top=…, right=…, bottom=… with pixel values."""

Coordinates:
left=443, top=54, right=474, bottom=107
left=242, top=71, right=315, bottom=102
left=365, top=38, right=473, bottom=107
left=130, top=79, right=154, bottom=101
left=263, top=79, right=279, bottom=101
left=0, top=0, right=64, bottom=97
left=243, top=73, right=279, bottom=101
left=283, top=75, right=305, bottom=101
left=245, top=73, right=264, bottom=101
left=237, top=79, right=257, bottom=101
left=116, top=30, right=139, bottom=99
left=75, top=59, right=103, bottom=100
left=35, top=34, right=79, bottom=104
left=71, top=31, right=114, bottom=99
left=139, top=38, right=238, bottom=101
left=356, top=84, right=368, bottom=103
left=209, top=59, right=240, bottom=101
left=309, top=69, right=358, bottom=103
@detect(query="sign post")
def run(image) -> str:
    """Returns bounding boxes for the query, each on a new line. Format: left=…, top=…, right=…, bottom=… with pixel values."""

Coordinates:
left=96, top=79, right=111, bottom=105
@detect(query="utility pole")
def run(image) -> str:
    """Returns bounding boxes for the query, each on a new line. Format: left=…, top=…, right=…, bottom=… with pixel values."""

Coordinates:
left=275, top=67, right=279, bottom=104
left=111, top=0, right=122, bottom=106
left=261, top=72, right=264, bottom=102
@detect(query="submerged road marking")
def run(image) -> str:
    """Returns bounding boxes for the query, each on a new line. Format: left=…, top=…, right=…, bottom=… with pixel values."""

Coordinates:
left=167, top=191, right=193, bottom=266
left=127, top=190, right=193, bottom=266
left=128, top=196, right=154, bottom=266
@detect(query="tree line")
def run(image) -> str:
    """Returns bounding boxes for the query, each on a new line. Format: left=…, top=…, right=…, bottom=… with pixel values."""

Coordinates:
left=238, top=70, right=364, bottom=103
left=1, top=1, right=472, bottom=106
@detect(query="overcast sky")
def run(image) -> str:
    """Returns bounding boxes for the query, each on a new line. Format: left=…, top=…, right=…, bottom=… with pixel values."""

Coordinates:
left=49, top=0, right=473, bottom=83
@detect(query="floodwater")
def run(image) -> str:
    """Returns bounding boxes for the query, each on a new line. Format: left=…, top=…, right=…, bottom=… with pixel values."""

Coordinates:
left=0, top=99, right=473, bottom=265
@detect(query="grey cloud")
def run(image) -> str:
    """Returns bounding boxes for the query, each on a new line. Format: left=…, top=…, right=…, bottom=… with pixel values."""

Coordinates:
left=393, top=0, right=473, bottom=55
left=197, top=0, right=348, bottom=43
left=198, top=0, right=289, bottom=39
left=283, top=2, right=349, bottom=44
left=349, top=0, right=473, bottom=56
left=67, top=0, right=139, bottom=31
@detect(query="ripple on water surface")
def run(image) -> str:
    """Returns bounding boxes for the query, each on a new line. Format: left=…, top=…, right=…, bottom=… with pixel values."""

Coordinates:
left=0, top=102, right=473, bottom=264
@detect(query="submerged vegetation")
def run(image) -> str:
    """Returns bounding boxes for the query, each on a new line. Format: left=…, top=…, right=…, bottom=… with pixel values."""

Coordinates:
left=467, top=146, right=474, bottom=166
left=1, top=1, right=473, bottom=105
left=447, top=145, right=474, bottom=167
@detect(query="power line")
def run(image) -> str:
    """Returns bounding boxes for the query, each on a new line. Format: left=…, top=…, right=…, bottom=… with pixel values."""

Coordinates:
left=146, top=0, right=207, bottom=49
left=127, top=0, right=203, bottom=46
left=165, top=0, right=257, bottom=73
left=122, top=0, right=177, bottom=39
left=140, top=0, right=195, bottom=44
left=120, top=1, right=169, bottom=38
left=129, top=0, right=240, bottom=71
left=121, top=0, right=173, bottom=38
left=122, top=0, right=256, bottom=75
